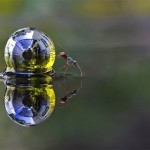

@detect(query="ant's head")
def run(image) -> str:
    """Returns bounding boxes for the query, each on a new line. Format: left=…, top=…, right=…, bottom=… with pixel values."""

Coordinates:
left=58, top=51, right=67, bottom=59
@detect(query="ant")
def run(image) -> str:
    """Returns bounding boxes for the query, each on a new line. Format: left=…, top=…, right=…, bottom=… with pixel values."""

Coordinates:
left=58, top=45, right=84, bottom=77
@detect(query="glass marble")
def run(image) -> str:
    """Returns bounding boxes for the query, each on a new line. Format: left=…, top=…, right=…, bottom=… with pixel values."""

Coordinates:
left=4, top=27, right=56, bottom=75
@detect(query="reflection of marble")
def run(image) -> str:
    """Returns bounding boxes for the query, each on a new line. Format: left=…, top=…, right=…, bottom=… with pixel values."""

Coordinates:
left=4, top=75, right=55, bottom=127
left=1, top=73, right=82, bottom=127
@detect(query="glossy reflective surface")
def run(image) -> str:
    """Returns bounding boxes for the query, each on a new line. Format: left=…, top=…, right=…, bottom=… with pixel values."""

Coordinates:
left=2, top=74, right=82, bottom=127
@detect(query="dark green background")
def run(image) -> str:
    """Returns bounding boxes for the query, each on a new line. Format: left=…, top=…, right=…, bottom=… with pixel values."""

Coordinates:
left=1, top=0, right=150, bottom=149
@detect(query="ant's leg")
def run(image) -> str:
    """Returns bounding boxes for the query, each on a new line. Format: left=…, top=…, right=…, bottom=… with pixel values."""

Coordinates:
left=58, top=65, right=68, bottom=72
left=63, top=66, right=69, bottom=75
left=59, top=66, right=70, bottom=91
left=57, top=66, right=69, bottom=88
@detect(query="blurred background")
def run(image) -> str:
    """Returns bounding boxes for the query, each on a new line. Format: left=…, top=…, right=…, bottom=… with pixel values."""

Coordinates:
left=1, top=0, right=150, bottom=149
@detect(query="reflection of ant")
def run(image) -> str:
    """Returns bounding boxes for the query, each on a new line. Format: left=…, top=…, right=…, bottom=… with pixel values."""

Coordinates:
left=58, top=45, right=84, bottom=77
left=58, top=75, right=83, bottom=106
left=59, top=89, right=77, bottom=106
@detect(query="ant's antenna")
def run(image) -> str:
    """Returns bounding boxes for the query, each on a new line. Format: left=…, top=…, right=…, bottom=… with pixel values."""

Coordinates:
left=57, top=44, right=67, bottom=53
left=53, top=40, right=67, bottom=53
